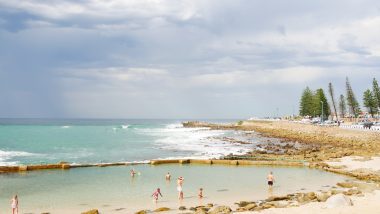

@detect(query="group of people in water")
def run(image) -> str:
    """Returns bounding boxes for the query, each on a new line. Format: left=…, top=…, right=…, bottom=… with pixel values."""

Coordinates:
left=131, top=168, right=275, bottom=204
left=7, top=170, right=274, bottom=213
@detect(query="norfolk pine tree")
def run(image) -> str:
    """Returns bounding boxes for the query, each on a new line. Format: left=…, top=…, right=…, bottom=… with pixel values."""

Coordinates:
left=328, top=82, right=338, bottom=120
left=299, top=87, right=315, bottom=116
left=363, top=89, right=378, bottom=118
left=339, top=94, right=347, bottom=118
left=372, top=78, right=380, bottom=111
left=345, top=77, right=360, bottom=117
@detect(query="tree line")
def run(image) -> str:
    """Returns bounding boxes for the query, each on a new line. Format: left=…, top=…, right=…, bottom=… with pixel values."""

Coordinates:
left=299, top=77, right=380, bottom=120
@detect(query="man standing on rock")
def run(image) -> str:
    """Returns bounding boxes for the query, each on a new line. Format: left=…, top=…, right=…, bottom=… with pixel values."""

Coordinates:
left=267, top=171, right=275, bottom=188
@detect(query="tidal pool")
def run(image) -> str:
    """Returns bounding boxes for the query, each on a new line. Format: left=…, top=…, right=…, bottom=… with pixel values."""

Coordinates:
left=0, top=164, right=352, bottom=213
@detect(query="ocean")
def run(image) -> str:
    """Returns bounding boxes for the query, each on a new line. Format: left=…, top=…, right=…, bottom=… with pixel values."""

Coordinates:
left=0, top=119, right=246, bottom=166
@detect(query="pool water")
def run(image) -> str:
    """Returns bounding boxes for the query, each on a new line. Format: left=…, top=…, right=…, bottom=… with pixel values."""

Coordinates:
left=0, top=164, right=351, bottom=213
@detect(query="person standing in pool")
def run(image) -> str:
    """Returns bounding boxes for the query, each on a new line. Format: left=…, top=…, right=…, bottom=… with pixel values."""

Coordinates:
left=11, top=195, right=18, bottom=214
left=198, top=188, right=203, bottom=199
left=151, top=188, right=163, bottom=203
left=177, top=177, right=184, bottom=200
left=165, top=172, right=171, bottom=181
left=130, top=169, right=137, bottom=177
left=267, top=171, right=275, bottom=188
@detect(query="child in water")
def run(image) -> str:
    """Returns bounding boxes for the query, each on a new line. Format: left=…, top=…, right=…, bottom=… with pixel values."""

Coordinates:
left=165, top=172, right=171, bottom=181
left=198, top=188, right=203, bottom=199
left=130, top=169, right=136, bottom=177
left=11, top=195, right=18, bottom=214
left=151, top=188, right=163, bottom=202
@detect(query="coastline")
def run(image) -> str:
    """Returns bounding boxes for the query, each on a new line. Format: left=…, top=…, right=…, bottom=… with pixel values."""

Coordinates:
left=2, top=120, right=380, bottom=213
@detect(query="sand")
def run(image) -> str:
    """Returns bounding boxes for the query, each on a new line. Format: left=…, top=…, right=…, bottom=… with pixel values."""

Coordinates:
left=327, top=156, right=380, bottom=172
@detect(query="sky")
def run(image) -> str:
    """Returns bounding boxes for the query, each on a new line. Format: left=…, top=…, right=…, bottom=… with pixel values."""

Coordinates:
left=0, top=0, right=379, bottom=119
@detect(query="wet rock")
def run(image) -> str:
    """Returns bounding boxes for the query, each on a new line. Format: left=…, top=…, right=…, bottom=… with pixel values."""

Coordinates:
left=325, top=194, right=353, bottom=208
left=195, top=206, right=209, bottom=212
left=337, top=182, right=354, bottom=188
left=81, top=209, right=99, bottom=214
left=266, top=195, right=290, bottom=202
left=154, top=207, right=170, bottom=212
left=261, top=202, right=275, bottom=209
left=206, top=203, right=214, bottom=208
left=194, top=210, right=207, bottom=214
left=243, top=203, right=257, bottom=210
left=235, top=201, right=254, bottom=207
left=135, top=210, right=148, bottom=214
left=208, top=206, right=232, bottom=214
left=189, top=207, right=196, bottom=211
left=179, top=206, right=186, bottom=210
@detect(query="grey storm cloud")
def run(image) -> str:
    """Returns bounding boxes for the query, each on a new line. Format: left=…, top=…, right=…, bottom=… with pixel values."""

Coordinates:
left=0, top=0, right=380, bottom=118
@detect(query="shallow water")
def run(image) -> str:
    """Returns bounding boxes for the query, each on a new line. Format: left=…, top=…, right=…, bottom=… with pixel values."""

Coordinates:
left=0, top=164, right=351, bottom=213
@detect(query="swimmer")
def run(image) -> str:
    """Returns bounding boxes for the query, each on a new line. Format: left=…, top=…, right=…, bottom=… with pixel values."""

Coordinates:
left=151, top=188, right=163, bottom=202
left=11, top=195, right=18, bottom=214
left=267, top=171, right=275, bottom=188
left=177, top=176, right=184, bottom=200
left=165, top=172, right=171, bottom=181
left=130, top=169, right=137, bottom=177
left=198, top=188, right=203, bottom=199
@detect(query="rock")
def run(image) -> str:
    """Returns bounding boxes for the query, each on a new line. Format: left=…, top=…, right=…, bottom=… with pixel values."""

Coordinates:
left=81, top=209, right=99, bottom=214
left=344, top=188, right=362, bottom=196
left=206, top=203, right=214, bottom=208
left=337, top=182, right=354, bottom=188
left=272, top=201, right=289, bottom=208
left=236, top=207, right=246, bottom=212
left=154, top=207, right=170, bottom=212
left=189, top=207, right=196, bottom=211
left=194, top=210, right=207, bottom=214
left=195, top=206, right=209, bottom=212
left=208, top=206, right=232, bottom=214
left=288, top=201, right=300, bottom=207
left=305, top=192, right=317, bottom=200
left=266, top=195, right=290, bottom=202
left=179, top=206, right=186, bottom=210
left=261, top=202, right=275, bottom=209
left=355, top=182, right=379, bottom=192
left=325, top=193, right=353, bottom=208
left=236, top=201, right=252, bottom=207
left=296, top=193, right=310, bottom=203
left=316, top=192, right=331, bottom=202
left=244, top=203, right=257, bottom=210
left=135, top=211, right=147, bottom=214
left=331, top=189, right=344, bottom=195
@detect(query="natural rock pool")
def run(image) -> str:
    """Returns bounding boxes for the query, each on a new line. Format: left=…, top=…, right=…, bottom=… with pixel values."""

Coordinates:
left=0, top=164, right=353, bottom=213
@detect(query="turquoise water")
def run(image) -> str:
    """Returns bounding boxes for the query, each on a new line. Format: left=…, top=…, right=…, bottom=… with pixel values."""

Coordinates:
left=0, top=119, right=247, bottom=165
left=0, top=164, right=351, bottom=213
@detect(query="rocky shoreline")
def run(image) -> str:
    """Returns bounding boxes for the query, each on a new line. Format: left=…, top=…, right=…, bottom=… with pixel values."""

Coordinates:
left=3, top=120, right=380, bottom=213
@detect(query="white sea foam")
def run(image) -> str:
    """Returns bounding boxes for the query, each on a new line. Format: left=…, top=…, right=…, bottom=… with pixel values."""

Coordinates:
left=135, top=123, right=253, bottom=159
left=0, top=150, right=39, bottom=166
left=61, top=126, right=70, bottom=128
left=121, top=125, right=129, bottom=129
